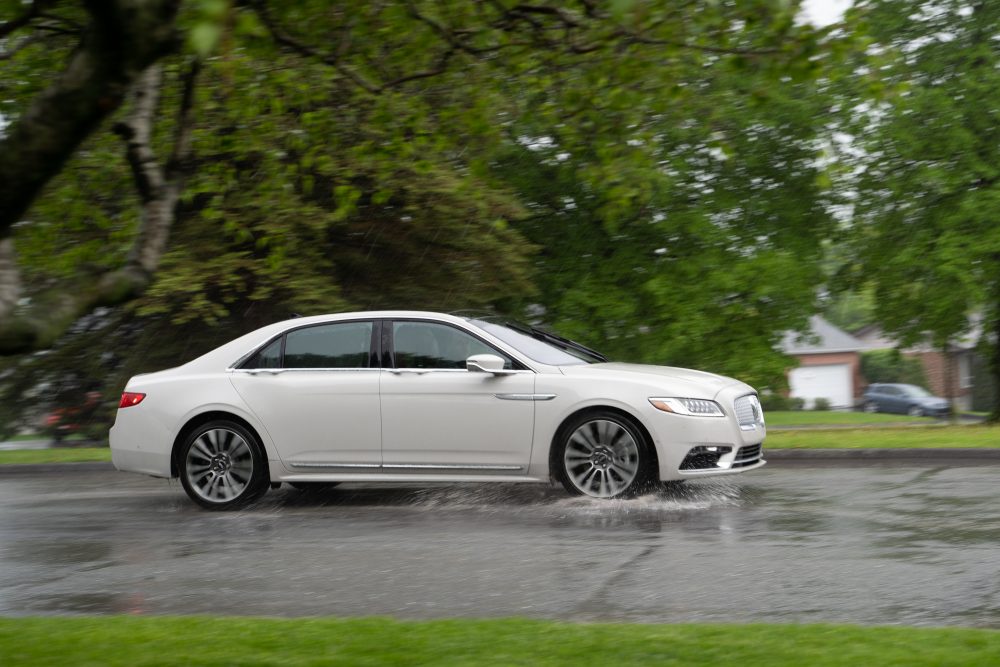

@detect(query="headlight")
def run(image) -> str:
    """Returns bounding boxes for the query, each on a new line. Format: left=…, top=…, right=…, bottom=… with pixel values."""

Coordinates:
left=649, top=397, right=725, bottom=417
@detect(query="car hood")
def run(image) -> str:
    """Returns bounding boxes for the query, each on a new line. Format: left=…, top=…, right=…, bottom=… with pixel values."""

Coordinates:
left=560, top=362, right=750, bottom=399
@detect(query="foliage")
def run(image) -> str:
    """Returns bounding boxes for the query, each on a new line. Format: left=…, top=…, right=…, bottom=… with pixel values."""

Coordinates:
left=0, top=1, right=839, bottom=427
left=760, top=394, right=805, bottom=412
left=2, top=616, right=1000, bottom=666
left=834, top=0, right=1000, bottom=419
left=860, top=349, right=928, bottom=387
left=812, top=397, right=831, bottom=411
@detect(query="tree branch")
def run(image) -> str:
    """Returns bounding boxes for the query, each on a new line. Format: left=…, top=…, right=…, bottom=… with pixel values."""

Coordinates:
left=252, top=0, right=380, bottom=94
left=0, top=0, right=181, bottom=239
left=0, top=56, right=200, bottom=355
left=0, top=0, right=55, bottom=38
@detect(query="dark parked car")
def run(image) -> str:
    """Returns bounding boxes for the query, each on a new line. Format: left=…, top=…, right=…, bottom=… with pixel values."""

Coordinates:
left=862, top=383, right=950, bottom=417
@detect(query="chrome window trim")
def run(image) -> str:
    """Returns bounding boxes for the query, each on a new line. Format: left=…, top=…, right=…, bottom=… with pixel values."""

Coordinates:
left=228, top=315, right=540, bottom=373
left=388, top=368, right=535, bottom=375
left=388, top=318, right=534, bottom=373
left=231, top=367, right=379, bottom=374
left=228, top=317, right=377, bottom=371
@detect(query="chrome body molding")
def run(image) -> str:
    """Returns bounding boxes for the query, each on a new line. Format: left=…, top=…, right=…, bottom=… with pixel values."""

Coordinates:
left=494, top=393, right=557, bottom=401
left=383, top=463, right=524, bottom=471
left=289, top=462, right=381, bottom=469
left=288, top=462, right=524, bottom=472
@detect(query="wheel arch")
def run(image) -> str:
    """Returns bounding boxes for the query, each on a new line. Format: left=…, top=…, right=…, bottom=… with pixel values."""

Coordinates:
left=548, top=404, right=660, bottom=483
left=170, top=410, right=269, bottom=479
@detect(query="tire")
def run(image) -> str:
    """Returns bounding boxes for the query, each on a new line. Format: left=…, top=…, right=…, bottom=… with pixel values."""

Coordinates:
left=907, top=405, right=924, bottom=417
left=863, top=401, right=879, bottom=414
left=554, top=411, right=654, bottom=499
left=179, top=420, right=270, bottom=510
left=288, top=482, right=341, bottom=492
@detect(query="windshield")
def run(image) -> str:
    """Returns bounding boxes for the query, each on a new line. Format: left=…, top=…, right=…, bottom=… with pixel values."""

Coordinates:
left=900, top=384, right=932, bottom=398
left=468, top=319, right=606, bottom=366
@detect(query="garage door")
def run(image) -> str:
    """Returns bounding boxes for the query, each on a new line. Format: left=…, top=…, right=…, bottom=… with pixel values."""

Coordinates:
left=788, top=364, right=852, bottom=409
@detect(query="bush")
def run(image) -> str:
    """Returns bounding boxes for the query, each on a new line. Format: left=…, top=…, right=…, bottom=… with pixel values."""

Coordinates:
left=760, top=393, right=806, bottom=411
left=813, top=397, right=831, bottom=411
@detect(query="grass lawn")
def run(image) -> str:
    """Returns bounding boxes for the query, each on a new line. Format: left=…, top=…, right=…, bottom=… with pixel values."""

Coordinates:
left=3, top=433, right=50, bottom=442
left=0, top=447, right=111, bottom=465
left=2, top=617, right=1000, bottom=666
left=767, top=425, right=1000, bottom=449
left=766, top=411, right=926, bottom=427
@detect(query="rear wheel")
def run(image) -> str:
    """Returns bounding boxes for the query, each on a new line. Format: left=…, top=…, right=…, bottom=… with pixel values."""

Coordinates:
left=554, top=411, right=653, bottom=499
left=864, top=401, right=879, bottom=413
left=179, top=420, right=269, bottom=510
left=907, top=405, right=924, bottom=417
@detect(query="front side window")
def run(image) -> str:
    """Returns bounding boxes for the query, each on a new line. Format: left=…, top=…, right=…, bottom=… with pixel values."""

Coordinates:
left=284, top=321, right=373, bottom=369
left=392, top=321, right=512, bottom=369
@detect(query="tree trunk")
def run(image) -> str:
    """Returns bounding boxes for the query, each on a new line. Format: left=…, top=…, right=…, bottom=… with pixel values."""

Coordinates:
left=942, top=344, right=957, bottom=423
left=990, top=310, right=1000, bottom=423
left=0, top=239, right=19, bottom=321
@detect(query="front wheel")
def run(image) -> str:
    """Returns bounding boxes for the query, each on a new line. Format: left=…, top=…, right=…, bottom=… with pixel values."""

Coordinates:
left=179, top=421, right=269, bottom=510
left=907, top=405, right=924, bottom=417
left=554, top=411, right=654, bottom=499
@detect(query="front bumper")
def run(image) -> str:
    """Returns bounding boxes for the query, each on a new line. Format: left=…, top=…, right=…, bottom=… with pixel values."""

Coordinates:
left=648, top=385, right=767, bottom=481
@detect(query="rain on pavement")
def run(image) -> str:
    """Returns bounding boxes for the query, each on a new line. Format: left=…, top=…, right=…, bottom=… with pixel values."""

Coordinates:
left=1, top=462, right=998, bottom=627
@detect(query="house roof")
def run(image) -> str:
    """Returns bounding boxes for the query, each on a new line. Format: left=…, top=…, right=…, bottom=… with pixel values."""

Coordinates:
left=780, top=315, right=867, bottom=355
left=852, top=317, right=981, bottom=352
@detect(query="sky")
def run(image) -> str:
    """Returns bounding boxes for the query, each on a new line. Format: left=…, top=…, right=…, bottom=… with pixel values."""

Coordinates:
left=801, top=0, right=853, bottom=27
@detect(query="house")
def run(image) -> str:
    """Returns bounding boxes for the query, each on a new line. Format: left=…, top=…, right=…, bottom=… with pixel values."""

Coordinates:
left=780, top=316, right=867, bottom=410
left=854, top=321, right=980, bottom=412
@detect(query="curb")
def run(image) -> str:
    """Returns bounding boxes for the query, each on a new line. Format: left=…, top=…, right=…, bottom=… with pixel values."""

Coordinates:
left=766, top=448, right=1000, bottom=461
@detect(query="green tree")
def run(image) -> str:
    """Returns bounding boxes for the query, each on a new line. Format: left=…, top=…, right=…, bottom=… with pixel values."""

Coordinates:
left=835, top=0, right=1000, bottom=420
left=0, top=1, right=834, bottom=433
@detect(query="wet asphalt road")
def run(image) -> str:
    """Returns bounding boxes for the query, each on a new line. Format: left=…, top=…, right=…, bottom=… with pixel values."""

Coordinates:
left=1, top=462, right=999, bottom=627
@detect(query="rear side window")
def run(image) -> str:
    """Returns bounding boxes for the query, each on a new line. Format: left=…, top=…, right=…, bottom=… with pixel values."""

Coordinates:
left=284, top=321, right=373, bottom=368
left=243, top=338, right=282, bottom=369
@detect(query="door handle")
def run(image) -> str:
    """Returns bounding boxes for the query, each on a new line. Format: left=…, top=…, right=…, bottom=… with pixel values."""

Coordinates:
left=247, top=368, right=287, bottom=375
left=389, top=369, right=429, bottom=375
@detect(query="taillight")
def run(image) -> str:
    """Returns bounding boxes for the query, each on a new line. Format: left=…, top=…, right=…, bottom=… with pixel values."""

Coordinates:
left=119, top=392, right=146, bottom=408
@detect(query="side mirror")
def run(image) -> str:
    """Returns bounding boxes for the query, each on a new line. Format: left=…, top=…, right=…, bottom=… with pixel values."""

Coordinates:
left=466, top=354, right=512, bottom=375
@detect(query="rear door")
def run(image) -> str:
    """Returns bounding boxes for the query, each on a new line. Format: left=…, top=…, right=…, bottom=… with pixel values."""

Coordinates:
left=231, top=320, right=382, bottom=470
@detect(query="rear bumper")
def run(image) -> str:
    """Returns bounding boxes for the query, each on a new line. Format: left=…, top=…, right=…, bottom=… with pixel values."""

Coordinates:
left=108, top=409, right=173, bottom=478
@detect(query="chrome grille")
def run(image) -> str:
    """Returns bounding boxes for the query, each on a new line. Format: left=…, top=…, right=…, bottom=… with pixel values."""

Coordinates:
left=734, top=394, right=764, bottom=430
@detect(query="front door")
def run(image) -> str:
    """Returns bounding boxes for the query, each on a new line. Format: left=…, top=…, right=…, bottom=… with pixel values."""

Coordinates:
left=379, top=320, right=535, bottom=473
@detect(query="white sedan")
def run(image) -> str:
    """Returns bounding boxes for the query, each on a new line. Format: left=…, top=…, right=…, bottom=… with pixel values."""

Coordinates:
left=110, top=311, right=765, bottom=509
